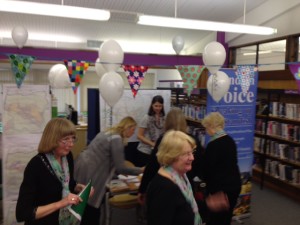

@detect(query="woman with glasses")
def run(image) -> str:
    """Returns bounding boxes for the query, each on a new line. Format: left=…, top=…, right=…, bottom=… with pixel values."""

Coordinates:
left=201, top=112, right=242, bottom=225
left=74, top=116, right=144, bottom=225
left=138, top=108, right=204, bottom=198
left=16, top=118, right=90, bottom=225
left=146, top=130, right=202, bottom=225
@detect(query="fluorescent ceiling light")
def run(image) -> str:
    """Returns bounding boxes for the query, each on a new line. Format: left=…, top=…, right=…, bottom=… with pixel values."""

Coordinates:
left=0, top=0, right=110, bottom=21
left=243, top=50, right=272, bottom=56
left=138, top=15, right=277, bottom=35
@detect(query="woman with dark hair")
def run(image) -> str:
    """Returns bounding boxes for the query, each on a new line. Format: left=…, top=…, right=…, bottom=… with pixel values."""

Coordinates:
left=136, top=95, right=165, bottom=166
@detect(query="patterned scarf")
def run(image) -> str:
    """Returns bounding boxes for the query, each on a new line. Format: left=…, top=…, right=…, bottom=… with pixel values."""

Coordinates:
left=46, top=153, right=79, bottom=225
left=164, top=166, right=202, bottom=225
left=147, top=115, right=165, bottom=141
left=210, top=129, right=227, bottom=142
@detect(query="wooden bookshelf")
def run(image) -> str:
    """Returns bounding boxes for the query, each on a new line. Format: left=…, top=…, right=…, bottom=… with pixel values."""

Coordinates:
left=254, top=88, right=300, bottom=202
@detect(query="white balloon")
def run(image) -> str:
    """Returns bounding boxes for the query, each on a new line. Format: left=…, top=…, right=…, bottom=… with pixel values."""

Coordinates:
left=99, top=71, right=124, bottom=107
left=206, top=71, right=231, bottom=103
left=48, top=64, right=71, bottom=89
left=98, top=39, right=124, bottom=72
left=11, top=26, right=28, bottom=48
left=172, top=36, right=185, bottom=54
left=203, top=41, right=226, bottom=75
left=95, top=58, right=107, bottom=80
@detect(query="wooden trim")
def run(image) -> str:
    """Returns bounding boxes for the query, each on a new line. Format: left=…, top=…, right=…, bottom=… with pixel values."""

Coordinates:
left=258, top=69, right=294, bottom=80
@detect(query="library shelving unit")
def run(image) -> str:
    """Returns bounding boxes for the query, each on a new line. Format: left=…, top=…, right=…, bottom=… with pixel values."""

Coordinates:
left=253, top=88, right=300, bottom=202
left=158, top=87, right=207, bottom=146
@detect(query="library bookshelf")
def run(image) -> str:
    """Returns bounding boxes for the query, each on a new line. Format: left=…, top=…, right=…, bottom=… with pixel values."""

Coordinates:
left=254, top=88, right=300, bottom=202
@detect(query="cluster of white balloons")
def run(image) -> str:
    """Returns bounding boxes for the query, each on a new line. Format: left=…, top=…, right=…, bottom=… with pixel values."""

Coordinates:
left=48, top=64, right=71, bottom=89
left=96, top=39, right=124, bottom=107
left=11, top=26, right=28, bottom=49
left=203, top=41, right=231, bottom=103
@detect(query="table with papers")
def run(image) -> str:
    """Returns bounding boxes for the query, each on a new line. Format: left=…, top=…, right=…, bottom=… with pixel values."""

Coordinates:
left=103, top=174, right=142, bottom=225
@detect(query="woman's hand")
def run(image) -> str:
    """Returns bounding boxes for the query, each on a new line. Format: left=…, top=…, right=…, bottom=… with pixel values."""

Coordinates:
left=137, top=193, right=146, bottom=205
left=75, top=183, right=95, bottom=198
left=89, top=186, right=95, bottom=197
left=206, top=191, right=229, bottom=212
left=74, top=183, right=85, bottom=193
left=62, top=193, right=82, bottom=207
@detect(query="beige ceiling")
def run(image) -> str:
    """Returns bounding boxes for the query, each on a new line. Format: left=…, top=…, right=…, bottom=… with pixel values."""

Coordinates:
left=0, top=0, right=270, bottom=55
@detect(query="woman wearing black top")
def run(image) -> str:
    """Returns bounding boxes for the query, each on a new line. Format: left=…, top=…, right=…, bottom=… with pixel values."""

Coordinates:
left=138, top=107, right=204, bottom=205
left=146, top=130, right=201, bottom=225
left=202, top=112, right=242, bottom=225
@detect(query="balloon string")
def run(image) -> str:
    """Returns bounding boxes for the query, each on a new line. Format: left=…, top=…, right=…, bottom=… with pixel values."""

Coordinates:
left=109, top=106, right=113, bottom=127
left=175, top=0, right=177, bottom=18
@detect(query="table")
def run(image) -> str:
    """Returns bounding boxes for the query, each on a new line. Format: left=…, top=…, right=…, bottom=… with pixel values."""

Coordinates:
left=103, top=176, right=141, bottom=225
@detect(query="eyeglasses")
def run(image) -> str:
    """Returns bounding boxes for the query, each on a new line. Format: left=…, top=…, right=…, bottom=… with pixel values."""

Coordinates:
left=60, top=136, right=78, bottom=145
left=179, top=149, right=196, bottom=158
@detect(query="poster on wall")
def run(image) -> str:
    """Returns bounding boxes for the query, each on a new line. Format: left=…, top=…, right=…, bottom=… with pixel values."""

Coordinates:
left=2, top=84, right=51, bottom=225
left=100, top=89, right=171, bottom=142
left=206, top=67, right=258, bottom=219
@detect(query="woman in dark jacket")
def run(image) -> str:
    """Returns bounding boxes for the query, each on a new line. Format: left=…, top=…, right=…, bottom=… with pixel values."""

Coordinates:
left=138, top=107, right=205, bottom=204
left=202, top=112, right=242, bottom=225
left=16, top=118, right=90, bottom=225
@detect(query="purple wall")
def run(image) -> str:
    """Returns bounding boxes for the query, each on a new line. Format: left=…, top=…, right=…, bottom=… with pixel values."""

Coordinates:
left=0, top=46, right=203, bottom=67
left=0, top=32, right=226, bottom=67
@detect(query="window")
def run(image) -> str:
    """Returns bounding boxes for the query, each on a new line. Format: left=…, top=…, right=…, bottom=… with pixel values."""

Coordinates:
left=236, top=45, right=257, bottom=66
left=258, top=39, right=286, bottom=71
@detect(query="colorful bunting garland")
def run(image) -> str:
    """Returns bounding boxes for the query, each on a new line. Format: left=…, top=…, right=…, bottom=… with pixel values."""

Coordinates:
left=122, top=65, right=148, bottom=98
left=64, top=60, right=89, bottom=94
left=176, top=65, right=205, bottom=96
left=8, top=54, right=35, bottom=88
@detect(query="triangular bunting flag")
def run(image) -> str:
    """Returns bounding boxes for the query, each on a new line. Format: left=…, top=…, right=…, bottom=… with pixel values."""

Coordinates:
left=176, top=65, right=205, bottom=96
left=68, top=180, right=92, bottom=221
left=8, top=54, right=35, bottom=88
left=122, top=65, right=148, bottom=98
left=288, top=63, right=300, bottom=93
left=64, top=60, right=90, bottom=94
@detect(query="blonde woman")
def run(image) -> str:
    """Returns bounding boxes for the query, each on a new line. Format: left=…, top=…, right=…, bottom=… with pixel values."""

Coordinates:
left=202, top=112, right=241, bottom=225
left=146, top=130, right=202, bottom=225
left=74, top=116, right=144, bottom=225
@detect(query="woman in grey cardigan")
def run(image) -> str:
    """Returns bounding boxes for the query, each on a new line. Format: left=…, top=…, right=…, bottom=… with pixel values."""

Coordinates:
left=74, top=116, right=143, bottom=225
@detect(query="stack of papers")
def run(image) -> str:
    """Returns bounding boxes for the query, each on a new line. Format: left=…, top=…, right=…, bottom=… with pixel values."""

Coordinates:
left=117, top=175, right=140, bottom=183
left=109, top=179, right=129, bottom=193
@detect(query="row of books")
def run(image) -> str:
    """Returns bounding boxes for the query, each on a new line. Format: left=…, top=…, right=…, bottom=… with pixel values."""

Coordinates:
left=177, top=104, right=207, bottom=121
left=265, top=159, right=300, bottom=185
left=254, top=137, right=300, bottom=163
left=188, top=125, right=206, bottom=147
left=269, top=102, right=300, bottom=120
left=253, top=157, right=300, bottom=185
left=255, top=119, right=300, bottom=142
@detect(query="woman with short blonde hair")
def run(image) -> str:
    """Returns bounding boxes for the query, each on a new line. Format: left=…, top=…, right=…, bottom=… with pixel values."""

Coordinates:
left=147, top=130, right=201, bottom=225
left=201, top=112, right=241, bottom=225
left=156, top=130, right=195, bottom=166
left=201, top=112, right=225, bottom=130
